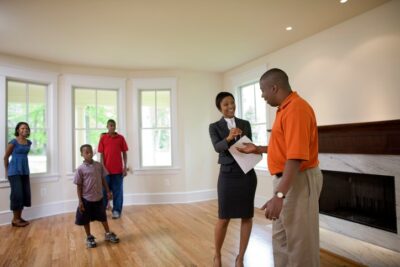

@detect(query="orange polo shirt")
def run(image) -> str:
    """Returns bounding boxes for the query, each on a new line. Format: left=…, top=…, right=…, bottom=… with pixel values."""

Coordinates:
left=267, top=91, right=319, bottom=175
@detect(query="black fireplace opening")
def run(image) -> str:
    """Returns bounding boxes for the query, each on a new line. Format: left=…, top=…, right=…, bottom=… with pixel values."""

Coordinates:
left=319, top=170, right=397, bottom=233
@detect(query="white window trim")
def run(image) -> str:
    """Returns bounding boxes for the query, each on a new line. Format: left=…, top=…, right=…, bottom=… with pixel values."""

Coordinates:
left=131, top=77, right=180, bottom=174
left=230, top=65, right=270, bottom=173
left=0, top=65, right=59, bottom=186
left=63, top=74, right=126, bottom=175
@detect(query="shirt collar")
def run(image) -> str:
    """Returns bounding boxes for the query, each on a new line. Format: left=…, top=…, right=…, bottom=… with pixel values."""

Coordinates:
left=278, top=91, right=298, bottom=111
left=83, top=160, right=94, bottom=166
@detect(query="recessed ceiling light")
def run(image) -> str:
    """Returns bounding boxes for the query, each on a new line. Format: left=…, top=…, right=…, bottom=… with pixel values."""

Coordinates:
left=340, top=0, right=348, bottom=3
left=286, top=26, right=293, bottom=31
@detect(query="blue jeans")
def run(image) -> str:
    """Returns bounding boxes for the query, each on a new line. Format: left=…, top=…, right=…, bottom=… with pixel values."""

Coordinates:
left=103, top=174, right=124, bottom=214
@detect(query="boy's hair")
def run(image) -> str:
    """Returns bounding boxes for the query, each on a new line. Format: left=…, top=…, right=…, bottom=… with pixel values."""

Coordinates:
left=80, top=144, right=92, bottom=153
left=107, top=119, right=116, bottom=125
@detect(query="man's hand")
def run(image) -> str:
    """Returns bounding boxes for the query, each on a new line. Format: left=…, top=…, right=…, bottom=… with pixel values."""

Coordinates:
left=236, top=143, right=257, bottom=154
left=107, top=192, right=113, bottom=200
left=261, top=196, right=283, bottom=220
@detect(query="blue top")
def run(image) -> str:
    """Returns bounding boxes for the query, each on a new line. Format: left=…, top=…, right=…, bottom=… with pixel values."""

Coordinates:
left=7, top=139, right=31, bottom=176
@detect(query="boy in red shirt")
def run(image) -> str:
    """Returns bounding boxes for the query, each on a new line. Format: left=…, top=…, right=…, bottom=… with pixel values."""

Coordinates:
left=98, top=119, right=128, bottom=219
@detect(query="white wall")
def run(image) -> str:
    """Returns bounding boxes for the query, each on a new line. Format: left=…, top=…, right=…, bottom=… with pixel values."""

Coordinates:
left=1, top=0, right=399, bottom=222
left=223, top=0, right=400, bottom=199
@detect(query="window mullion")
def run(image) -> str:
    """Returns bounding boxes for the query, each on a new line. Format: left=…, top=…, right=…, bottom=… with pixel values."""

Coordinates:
left=26, top=82, right=29, bottom=122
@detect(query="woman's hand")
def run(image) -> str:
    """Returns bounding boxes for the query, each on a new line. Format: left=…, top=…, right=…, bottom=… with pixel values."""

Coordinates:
left=226, top=128, right=242, bottom=142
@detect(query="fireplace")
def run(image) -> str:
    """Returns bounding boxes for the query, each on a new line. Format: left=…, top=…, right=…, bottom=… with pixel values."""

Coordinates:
left=319, top=170, right=397, bottom=233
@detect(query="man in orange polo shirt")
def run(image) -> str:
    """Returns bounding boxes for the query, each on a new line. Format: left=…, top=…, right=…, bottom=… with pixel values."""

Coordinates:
left=238, top=68, right=323, bottom=267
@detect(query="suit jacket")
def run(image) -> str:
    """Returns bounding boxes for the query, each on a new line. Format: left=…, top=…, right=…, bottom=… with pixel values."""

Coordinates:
left=209, top=117, right=252, bottom=165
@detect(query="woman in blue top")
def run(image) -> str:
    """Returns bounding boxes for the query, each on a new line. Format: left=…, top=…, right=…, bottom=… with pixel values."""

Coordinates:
left=3, top=122, right=32, bottom=227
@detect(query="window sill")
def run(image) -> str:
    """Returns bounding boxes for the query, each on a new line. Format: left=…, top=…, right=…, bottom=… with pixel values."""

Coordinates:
left=133, top=167, right=181, bottom=176
left=0, top=173, right=60, bottom=188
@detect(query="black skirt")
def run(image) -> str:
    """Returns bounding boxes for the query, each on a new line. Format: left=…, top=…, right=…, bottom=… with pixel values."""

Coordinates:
left=217, top=162, right=257, bottom=219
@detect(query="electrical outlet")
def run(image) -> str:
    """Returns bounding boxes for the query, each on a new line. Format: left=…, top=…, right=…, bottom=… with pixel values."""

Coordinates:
left=40, top=187, right=47, bottom=197
left=164, top=178, right=170, bottom=187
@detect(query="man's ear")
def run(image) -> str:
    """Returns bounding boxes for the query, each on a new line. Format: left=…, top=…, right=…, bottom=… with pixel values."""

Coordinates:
left=271, top=84, right=278, bottom=93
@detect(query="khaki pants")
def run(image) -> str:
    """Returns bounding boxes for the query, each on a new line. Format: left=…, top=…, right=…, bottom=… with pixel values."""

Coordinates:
left=272, top=167, right=323, bottom=267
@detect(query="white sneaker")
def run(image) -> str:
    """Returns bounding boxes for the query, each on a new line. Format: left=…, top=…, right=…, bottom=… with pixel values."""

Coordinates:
left=112, top=211, right=120, bottom=219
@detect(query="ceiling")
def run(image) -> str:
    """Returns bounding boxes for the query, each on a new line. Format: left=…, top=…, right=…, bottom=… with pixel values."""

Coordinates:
left=0, top=0, right=389, bottom=72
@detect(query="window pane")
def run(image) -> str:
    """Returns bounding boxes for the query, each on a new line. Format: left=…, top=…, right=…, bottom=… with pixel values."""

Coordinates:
left=141, top=129, right=171, bottom=167
left=157, top=90, right=171, bottom=127
left=7, top=81, right=27, bottom=128
left=7, top=129, right=14, bottom=143
left=29, top=129, right=47, bottom=173
left=74, top=130, right=103, bottom=168
left=28, top=83, right=46, bottom=128
left=74, top=89, right=96, bottom=129
left=255, top=84, right=266, bottom=123
left=241, top=84, right=255, bottom=122
left=97, top=90, right=118, bottom=129
left=141, top=90, right=156, bottom=128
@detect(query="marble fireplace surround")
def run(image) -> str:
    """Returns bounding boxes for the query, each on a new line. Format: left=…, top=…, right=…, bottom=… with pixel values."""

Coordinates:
left=318, top=153, right=400, bottom=252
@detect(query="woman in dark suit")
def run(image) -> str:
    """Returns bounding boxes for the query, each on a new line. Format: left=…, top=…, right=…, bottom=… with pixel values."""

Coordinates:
left=209, top=92, right=257, bottom=267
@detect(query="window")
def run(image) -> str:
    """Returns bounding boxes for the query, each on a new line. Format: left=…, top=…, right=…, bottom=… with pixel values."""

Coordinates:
left=7, top=80, right=48, bottom=174
left=73, top=88, right=118, bottom=169
left=140, top=89, right=171, bottom=167
left=132, top=78, right=179, bottom=172
left=238, top=82, right=268, bottom=169
left=64, top=74, right=125, bottom=174
left=0, top=66, right=58, bottom=184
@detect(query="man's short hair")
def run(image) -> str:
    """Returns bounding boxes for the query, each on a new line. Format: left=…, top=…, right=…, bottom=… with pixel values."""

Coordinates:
left=260, top=68, right=290, bottom=89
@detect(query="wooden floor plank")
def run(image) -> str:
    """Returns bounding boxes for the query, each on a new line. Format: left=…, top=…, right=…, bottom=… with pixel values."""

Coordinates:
left=0, top=200, right=364, bottom=267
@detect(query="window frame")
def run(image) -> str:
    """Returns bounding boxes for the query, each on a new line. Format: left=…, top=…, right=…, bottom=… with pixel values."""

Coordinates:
left=64, top=74, right=126, bottom=175
left=132, top=78, right=180, bottom=174
left=0, top=66, right=59, bottom=186
left=237, top=81, right=268, bottom=171
left=228, top=64, right=269, bottom=174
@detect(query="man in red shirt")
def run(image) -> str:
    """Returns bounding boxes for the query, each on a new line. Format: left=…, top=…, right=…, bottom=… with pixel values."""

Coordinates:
left=238, top=68, right=323, bottom=267
left=98, top=119, right=129, bottom=219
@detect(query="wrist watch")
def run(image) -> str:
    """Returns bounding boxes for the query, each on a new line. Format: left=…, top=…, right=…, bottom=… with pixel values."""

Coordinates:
left=275, top=191, right=285, bottom=199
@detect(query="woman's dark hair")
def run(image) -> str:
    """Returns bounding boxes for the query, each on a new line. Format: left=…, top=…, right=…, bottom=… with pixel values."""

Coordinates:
left=215, top=92, right=235, bottom=111
left=14, top=122, right=30, bottom=137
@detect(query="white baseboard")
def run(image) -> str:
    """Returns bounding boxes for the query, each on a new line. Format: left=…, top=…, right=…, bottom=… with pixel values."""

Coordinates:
left=0, top=190, right=269, bottom=226
left=0, top=189, right=218, bottom=226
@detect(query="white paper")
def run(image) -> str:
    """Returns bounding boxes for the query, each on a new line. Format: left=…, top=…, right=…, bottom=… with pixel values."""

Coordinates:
left=228, top=135, right=263, bottom=174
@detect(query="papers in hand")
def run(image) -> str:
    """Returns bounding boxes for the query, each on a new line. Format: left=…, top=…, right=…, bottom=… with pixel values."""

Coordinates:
left=228, top=135, right=262, bottom=174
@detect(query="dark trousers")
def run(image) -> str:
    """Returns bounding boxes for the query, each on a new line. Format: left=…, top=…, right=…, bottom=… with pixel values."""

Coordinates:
left=8, top=175, right=31, bottom=211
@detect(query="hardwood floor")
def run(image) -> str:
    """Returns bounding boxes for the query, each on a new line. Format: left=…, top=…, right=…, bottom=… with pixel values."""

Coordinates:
left=0, top=200, right=365, bottom=267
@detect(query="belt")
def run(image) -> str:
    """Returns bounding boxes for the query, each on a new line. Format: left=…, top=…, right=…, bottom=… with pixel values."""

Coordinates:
left=275, top=172, right=283, bottom=178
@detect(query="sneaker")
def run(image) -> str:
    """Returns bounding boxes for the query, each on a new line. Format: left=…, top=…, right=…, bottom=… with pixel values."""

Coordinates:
left=105, top=232, right=120, bottom=243
left=112, top=211, right=120, bottom=219
left=86, top=235, right=97, bottom=248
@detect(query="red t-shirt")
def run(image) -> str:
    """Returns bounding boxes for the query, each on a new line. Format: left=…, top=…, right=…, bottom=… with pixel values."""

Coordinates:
left=97, top=133, right=128, bottom=174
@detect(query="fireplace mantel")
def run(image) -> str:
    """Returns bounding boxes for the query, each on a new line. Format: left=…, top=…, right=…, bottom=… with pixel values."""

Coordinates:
left=318, top=120, right=400, bottom=154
